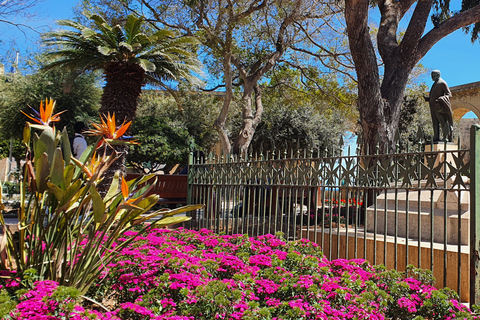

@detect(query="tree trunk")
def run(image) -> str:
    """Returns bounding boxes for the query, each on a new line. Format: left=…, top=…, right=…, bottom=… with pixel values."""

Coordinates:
left=345, top=0, right=388, bottom=154
left=97, top=63, right=145, bottom=194
left=233, top=84, right=263, bottom=156
left=99, top=63, right=144, bottom=123
left=345, top=0, right=419, bottom=154
left=346, top=0, right=480, bottom=154
left=214, top=53, right=233, bottom=155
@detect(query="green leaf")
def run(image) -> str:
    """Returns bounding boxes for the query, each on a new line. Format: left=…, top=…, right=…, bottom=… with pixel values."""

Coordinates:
left=105, top=171, right=120, bottom=202
left=35, top=152, right=49, bottom=193
left=23, top=124, right=31, bottom=146
left=79, top=145, right=94, bottom=163
left=73, top=145, right=95, bottom=179
left=50, top=147, right=65, bottom=188
left=119, top=42, right=134, bottom=52
left=134, top=204, right=203, bottom=226
left=118, top=202, right=143, bottom=211
left=124, top=14, right=143, bottom=43
left=153, top=215, right=191, bottom=227
left=136, top=173, right=156, bottom=185
left=98, top=46, right=116, bottom=56
left=160, top=204, right=204, bottom=217
left=58, top=179, right=82, bottom=209
left=47, top=182, right=65, bottom=202
left=136, top=194, right=159, bottom=210
left=61, top=128, right=72, bottom=165
left=81, top=28, right=97, bottom=38
left=33, top=136, right=47, bottom=164
left=138, top=59, right=156, bottom=72
left=90, top=186, right=105, bottom=225
left=64, top=164, right=75, bottom=187
left=39, top=126, right=56, bottom=164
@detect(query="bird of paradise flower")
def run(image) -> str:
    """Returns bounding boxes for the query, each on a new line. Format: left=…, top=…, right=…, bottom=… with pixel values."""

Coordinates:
left=21, top=98, right=66, bottom=126
left=87, top=113, right=138, bottom=148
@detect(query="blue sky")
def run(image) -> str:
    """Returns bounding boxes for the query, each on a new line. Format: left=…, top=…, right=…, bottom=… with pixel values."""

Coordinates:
left=3, top=0, right=479, bottom=115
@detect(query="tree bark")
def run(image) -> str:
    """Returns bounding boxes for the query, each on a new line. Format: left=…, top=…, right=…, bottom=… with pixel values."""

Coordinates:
left=233, top=84, right=263, bottom=155
left=345, top=0, right=480, bottom=154
left=97, top=62, right=145, bottom=194
left=99, top=63, right=144, bottom=123
left=214, top=53, right=233, bottom=155
left=345, top=0, right=388, bottom=154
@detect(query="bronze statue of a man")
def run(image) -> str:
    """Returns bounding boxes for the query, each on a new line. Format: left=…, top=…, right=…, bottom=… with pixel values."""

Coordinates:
left=425, top=70, right=453, bottom=142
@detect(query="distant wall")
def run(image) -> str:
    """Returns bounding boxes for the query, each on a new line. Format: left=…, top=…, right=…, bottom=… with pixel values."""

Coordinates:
left=458, top=118, right=480, bottom=163
left=450, top=81, right=480, bottom=119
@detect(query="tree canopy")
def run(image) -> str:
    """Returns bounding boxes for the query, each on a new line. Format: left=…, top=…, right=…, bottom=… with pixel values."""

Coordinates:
left=127, top=90, right=220, bottom=173
left=345, top=0, right=480, bottom=153
left=78, top=0, right=350, bottom=156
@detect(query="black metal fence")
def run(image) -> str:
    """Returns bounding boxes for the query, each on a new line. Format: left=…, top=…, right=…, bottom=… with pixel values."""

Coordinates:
left=186, top=131, right=479, bottom=303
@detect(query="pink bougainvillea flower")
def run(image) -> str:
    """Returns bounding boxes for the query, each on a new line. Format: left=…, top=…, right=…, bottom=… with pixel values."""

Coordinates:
left=21, top=98, right=66, bottom=126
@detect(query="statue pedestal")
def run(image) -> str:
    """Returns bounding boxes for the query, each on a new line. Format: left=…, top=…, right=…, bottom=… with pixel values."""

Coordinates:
left=424, top=142, right=457, bottom=174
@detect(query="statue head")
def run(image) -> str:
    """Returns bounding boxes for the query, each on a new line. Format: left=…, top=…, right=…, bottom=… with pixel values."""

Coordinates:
left=431, top=70, right=441, bottom=82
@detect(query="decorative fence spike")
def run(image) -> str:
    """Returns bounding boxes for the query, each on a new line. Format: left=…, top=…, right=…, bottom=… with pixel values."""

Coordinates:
left=416, top=125, right=424, bottom=141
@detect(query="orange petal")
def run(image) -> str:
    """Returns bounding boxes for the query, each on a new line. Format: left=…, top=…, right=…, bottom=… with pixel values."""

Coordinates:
left=121, top=176, right=129, bottom=199
left=108, top=113, right=116, bottom=136
left=21, top=111, right=42, bottom=125
left=115, top=121, right=131, bottom=138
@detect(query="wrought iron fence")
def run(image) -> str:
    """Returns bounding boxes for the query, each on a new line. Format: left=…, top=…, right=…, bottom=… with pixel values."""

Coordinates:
left=186, top=133, right=477, bottom=303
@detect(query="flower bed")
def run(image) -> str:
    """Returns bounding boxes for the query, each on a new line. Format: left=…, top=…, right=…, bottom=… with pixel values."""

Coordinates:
left=1, top=228, right=478, bottom=319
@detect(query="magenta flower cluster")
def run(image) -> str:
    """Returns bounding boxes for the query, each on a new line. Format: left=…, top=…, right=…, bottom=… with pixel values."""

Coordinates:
left=2, top=228, right=478, bottom=319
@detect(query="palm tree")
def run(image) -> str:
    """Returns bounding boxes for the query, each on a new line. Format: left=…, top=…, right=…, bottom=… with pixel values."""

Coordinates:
left=42, top=14, right=202, bottom=192
left=42, top=13, right=202, bottom=124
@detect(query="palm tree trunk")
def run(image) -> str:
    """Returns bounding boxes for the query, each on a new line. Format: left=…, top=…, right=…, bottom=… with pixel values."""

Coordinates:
left=97, top=63, right=145, bottom=195
left=99, top=63, right=145, bottom=123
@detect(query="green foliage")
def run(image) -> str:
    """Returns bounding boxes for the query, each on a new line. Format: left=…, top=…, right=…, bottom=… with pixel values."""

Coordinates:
left=0, top=62, right=101, bottom=141
left=42, top=13, right=203, bottom=91
left=0, top=105, right=201, bottom=295
left=50, top=286, right=82, bottom=315
left=228, top=67, right=356, bottom=155
left=128, top=116, right=192, bottom=174
left=0, top=56, right=101, bottom=163
left=137, top=90, right=220, bottom=151
left=2, top=181, right=20, bottom=198
left=397, top=84, right=435, bottom=152
left=266, top=66, right=358, bottom=123
left=0, top=139, right=27, bottom=165
left=127, top=90, right=220, bottom=173
left=0, top=289, right=17, bottom=318
left=244, top=100, right=346, bottom=155
left=375, top=265, right=470, bottom=320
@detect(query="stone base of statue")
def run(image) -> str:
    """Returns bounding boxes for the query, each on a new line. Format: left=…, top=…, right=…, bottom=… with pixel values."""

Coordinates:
left=424, top=142, right=458, bottom=174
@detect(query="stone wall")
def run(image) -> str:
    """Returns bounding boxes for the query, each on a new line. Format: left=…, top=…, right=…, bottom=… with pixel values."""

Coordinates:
left=458, top=118, right=480, bottom=163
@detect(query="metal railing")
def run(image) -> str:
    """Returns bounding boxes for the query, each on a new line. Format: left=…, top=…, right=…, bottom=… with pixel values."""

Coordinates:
left=186, top=132, right=478, bottom=303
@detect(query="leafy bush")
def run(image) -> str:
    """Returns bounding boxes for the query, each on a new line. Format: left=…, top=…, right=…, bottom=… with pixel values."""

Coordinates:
left=3, top=229, right=476, bottom=319
left=2, top=181, right=20, bottom=198
left=127, top=116, right=192, bottom=174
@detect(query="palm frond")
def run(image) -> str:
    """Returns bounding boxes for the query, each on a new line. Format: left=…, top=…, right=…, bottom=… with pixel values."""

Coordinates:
left=42, top=13, right=203, bottom=88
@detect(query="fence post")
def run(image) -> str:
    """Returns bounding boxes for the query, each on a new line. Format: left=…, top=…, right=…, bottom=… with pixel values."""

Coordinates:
left=187, top=152, right=193, bottom=205
left=470, top=124, right=480, bottom=307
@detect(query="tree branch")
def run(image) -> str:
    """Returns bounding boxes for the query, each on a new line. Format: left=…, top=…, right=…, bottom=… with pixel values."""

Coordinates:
left=399, top=0, right=434, bottom=59
left=377, top=0, right=401, bottom=61
left=233, top=0, right=267, bottom=23
left=417, top=4, right=480, bottom=60
left=345, top=0, right=381, bottom=90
